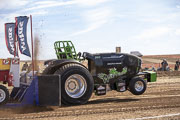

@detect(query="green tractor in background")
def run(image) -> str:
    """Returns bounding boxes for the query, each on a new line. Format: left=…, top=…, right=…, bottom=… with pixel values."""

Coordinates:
left=43, top=41, right=156, bottom=105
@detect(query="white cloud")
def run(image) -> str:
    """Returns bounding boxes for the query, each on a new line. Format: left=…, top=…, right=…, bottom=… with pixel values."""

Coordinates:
left=0, top=13, right=22, bottom=34
left=25, top=1, right=74, bottom=11
left=0, top=8, right=48, bottom=34
left=30, top=10, right=48, bottom=16
left=138, top=17, right=163, bottom=23
left=176, top=5, right=180, bottom=9
left=175, top=29, right=180, bottom=36
left=0, top=0, right=28, bottom=9
left=74, top=0, right=110, bottom=6
left=34, top=0, right=109, bottom=7
left=89, top=47, right=112, bottom=54
left=34, top=1, right=57, bottom=5
left=71, top=8, right=112, bottom=36
left=85, top=8, right=111, bottom=22
left=0, top=0, right=48, bottom=34
left=25, top=0, right=110, bottom=11
left=25, top=1, right=76, bottom=11
left=70, top=20, right=107, bottom=36
left=134, top=27, right=170, bottom=40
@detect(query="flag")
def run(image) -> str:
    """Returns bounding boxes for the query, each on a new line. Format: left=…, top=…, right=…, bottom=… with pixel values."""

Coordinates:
left=5, top=23, right=17, bottom=56
left=15, top=16, right=31, bottom=57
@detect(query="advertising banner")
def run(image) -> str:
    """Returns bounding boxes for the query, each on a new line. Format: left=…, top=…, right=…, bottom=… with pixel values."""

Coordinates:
left=16, top=16, right=31, bottom=57
left=5, top=23, right=17, bottom=56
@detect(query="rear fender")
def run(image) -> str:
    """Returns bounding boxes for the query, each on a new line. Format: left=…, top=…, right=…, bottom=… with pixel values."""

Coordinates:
left=42, top=59, right=87, bottom=74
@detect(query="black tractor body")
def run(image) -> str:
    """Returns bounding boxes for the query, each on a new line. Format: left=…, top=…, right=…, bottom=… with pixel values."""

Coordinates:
left=84, top=52, right=141, bottom=83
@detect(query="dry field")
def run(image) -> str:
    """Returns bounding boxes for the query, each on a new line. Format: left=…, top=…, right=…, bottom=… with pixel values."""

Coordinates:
left=0, top=54, right=180, bottom=120
left=0, top=74, right=180, bottom=120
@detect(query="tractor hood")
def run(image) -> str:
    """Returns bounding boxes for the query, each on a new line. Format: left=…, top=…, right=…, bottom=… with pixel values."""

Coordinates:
left=83, top=52, right=142, bottom=77
left=83, top=52, right=141, bottom=67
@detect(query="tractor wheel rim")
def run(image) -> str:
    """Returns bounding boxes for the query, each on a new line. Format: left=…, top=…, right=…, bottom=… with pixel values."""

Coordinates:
left=135, top=81, right=144, bottom=92
left=0, top=89, right=6, bottom=103
left=65, top=74, right=87, bottom=98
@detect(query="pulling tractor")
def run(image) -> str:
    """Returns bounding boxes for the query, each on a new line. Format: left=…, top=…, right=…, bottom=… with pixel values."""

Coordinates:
left=0, top=58, right=20, bottom=105
left=43, top=41, right=156, bottom=105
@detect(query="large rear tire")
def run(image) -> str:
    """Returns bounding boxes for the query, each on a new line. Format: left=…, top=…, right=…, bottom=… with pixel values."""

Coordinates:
left=0, top=85, right=9, bottom=105
left=54, top=64, right=94, bottom=105
left=129, top=77, right=146, bottom=95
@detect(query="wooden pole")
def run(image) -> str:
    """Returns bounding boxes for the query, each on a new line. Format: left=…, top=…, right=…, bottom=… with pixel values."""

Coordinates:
left=30, top=15, right=34, bottom=77
left=116, top=47, right=121, bottom=53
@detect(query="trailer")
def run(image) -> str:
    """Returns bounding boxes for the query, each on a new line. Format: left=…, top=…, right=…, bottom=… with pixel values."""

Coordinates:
left=0, top=58, right=20, bottom=105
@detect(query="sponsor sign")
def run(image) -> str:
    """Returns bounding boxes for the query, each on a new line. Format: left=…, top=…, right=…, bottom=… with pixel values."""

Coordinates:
left=2, top=59, right=10, bottom=65
left=16, top=16, right=31, bottom=57
left=5, top=23, right=17, bottom=56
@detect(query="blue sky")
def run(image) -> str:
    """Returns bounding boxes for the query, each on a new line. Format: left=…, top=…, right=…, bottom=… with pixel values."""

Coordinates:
left=0, top=0, right=180, bottom=60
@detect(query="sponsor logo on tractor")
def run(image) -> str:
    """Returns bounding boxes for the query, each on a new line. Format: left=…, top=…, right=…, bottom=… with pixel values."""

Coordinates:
left=98, top=67, right=127, bottom=83
left=107, top=62, right=122, bottom=65
left=103, top=55, right=124, bottom=59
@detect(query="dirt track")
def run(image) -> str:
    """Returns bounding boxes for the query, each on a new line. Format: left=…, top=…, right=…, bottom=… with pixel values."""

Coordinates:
left=0, top=76, right=180, bottom=120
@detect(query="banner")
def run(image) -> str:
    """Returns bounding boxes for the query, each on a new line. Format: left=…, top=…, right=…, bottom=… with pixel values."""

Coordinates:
left=5, top=23, right=17, bottom=56
left=15, top=16, right=31, bottom=57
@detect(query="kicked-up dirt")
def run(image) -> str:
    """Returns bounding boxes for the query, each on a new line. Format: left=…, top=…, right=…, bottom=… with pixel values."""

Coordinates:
left=0, top=76, right=180, bottom=120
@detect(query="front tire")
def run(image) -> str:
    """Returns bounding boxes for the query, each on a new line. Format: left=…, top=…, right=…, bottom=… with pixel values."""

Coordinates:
left=54, top=64, right=94, bottom=105
left=0, top=85, right=9, bottom=105
left=129, top=77, right=146, bottom=95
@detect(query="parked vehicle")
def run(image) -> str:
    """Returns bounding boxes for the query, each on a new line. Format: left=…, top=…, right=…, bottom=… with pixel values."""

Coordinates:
left=0, top=58, right=20, bottom=105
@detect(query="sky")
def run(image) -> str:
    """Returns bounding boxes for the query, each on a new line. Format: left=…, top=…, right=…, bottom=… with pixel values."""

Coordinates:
left=0, top=0, right=180, bottom=60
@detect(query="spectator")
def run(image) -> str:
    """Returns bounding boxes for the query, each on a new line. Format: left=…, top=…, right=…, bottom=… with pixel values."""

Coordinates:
left=21, top=62, right=28, bottom=71
left=27, top=64, right=32, bottom=73
left=161, top=59, right=168, bottom=71
left=174, top=59, right=179, bottom=71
